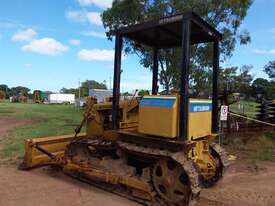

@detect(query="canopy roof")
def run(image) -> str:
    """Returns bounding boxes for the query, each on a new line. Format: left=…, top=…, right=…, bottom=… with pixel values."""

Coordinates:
left=117, top=11, right=222, bottom=48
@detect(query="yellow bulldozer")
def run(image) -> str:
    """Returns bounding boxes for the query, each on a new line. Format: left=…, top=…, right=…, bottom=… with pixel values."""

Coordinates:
left=19, top=12, right=229, bottom=206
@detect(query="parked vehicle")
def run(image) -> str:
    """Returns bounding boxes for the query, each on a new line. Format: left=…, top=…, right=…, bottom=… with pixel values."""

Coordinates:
left=48, top=93, right=75, bottom=104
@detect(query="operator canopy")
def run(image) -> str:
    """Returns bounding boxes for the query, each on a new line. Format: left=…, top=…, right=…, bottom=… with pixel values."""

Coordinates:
left=117, top=11, right=222, bottom=48
left=112, top=11, right=221, bottom=138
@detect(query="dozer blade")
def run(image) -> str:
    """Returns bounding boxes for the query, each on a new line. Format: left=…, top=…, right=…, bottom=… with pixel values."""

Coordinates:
left=19, top=133, right=86, bottom=170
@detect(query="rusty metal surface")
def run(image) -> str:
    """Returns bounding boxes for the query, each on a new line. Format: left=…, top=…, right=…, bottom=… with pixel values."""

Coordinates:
left=210, top=142, right=231, bottom=168
left=19, top=129, right=228, bottom=206
left=61, top=137, right=203, bottom=206
left=117, top=141, right=201, bottom=206
left=118, top=130, right=188, bottom=152
left=19, top=133, right=86, bottom=170
left=152, top=159, right=191, bottom=205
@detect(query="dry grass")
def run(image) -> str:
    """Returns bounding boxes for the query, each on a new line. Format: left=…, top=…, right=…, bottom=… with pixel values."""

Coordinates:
left=225, top=131, right=275, bottom=162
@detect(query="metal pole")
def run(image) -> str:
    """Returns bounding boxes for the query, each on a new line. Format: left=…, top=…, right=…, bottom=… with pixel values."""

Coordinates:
left=179, top=18, right=191, bottom=141
left=152, top=47, right=158, bottom=95
left=219, top=120, right=224, bottom=146
left=112, top=33, right=123, bottom=129
left=212, top=40, right=219, bottom=133
left=78, top=80, right=81, bottom=98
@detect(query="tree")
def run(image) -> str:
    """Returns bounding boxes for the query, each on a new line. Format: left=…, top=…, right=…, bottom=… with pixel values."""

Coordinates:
left=60, top=88, right=79, bottom=96
left=219, top=66, right=238, bottom=105
left=264, top=61, right=275, bottom=80
left=81, top=80, right=107, bottom=90
left=268, top=81, right=275, bottom=100
left=138, top=89, right=150, bottom=96
left=219, top=65, right=253, bottom=103
left=190, top=67, right=212, bottom=97
left=10, top=86, right=30, bottom=96
left=219, top=67, right=238, bottom=93
left=0, top=90, right=6, bottom=100
left=81, top=80, right=107, bottom=96
left=235, top=65, right=253, bottom=98
left=61, top=87, right=87, bottom=98
left=251, top=78, right=270, bottom=101
left=61, top=80, right=107, bottom=97
left=0, top=84, right=10, bottom=97
left=102, top=0, right=252, bottom=92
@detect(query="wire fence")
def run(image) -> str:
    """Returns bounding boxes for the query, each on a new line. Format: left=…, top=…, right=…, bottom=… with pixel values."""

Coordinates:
left=219, top=101, right=275, bottom=139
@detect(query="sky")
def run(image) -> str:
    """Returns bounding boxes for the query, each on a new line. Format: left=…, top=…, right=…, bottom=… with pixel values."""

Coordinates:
left=0, top=0, right=274, bottom=93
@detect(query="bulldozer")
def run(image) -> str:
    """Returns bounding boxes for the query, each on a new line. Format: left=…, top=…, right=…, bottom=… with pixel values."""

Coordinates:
left=19, top=12, right=229, bottom=206
left=33, top=90, right=47, bottom=104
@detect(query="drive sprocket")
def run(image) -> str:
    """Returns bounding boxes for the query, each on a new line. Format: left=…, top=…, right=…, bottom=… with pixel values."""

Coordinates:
left=152, top=159, right=191, bottom=205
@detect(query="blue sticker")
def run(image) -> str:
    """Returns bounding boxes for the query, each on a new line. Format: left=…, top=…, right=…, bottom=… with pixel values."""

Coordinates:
left=189, top=102, right=212, bottom=113
left=140, top=98, right=176, bottom=108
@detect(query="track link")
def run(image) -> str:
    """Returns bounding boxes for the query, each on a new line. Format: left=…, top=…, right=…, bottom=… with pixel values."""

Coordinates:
left=210, top=142, right=231, bottom=168
left=64, top=139, right=230, bottom=206
left=117, top=141, right=201, bottom=205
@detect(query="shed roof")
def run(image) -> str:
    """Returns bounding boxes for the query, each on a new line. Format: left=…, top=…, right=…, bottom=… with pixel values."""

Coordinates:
left=117, top=11, right=222, bottom=48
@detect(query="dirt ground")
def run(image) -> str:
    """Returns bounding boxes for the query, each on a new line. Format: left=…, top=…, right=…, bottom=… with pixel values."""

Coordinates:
left=0, top=161, right=274, bottom=206
left=0, top=117, right=33, bottom=139
left=0, top=118, right=274, bottom=206
left=0, top=166, right=140, bottom=206
left=197, top=161, right=275, bottom=206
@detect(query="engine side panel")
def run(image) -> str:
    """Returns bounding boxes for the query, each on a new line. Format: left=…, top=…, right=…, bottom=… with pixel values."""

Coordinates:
left=138, top=95, right=212, bottom=139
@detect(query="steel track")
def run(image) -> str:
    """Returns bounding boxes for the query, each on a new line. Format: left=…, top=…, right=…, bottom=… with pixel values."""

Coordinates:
left=64, top=138, right=230, bottom=206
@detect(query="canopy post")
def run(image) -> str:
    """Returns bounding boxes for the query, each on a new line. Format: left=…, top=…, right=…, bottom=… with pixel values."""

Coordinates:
left=212, top=40, right=219, bottom=133
left=179, top=18, right=191, bottom=141
left=152, top=47, right=159, bottom=95
left=112, top=33, right=123, bottom=129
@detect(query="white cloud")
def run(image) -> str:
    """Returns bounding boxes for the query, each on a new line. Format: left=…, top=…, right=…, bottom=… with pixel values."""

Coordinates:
left=69, top=39, right=81, bottom=45
left=253, top=49, right=275, bottom=55
left=12, top=29, right=37, bottom=42
left=86, top=12, right=102, bottom=26
left=22, top=38, right=68, bottom=56
left=78, top=49, right=114, bottom=61
left=77, top=0, right=112, bottom=9
left=82, top=30, right=106, bottom=38
left=65, top=10, right=87, bottom=23
left=66, top=10, right=102, bottom=26
left=78, top=49, right=127, bottom=61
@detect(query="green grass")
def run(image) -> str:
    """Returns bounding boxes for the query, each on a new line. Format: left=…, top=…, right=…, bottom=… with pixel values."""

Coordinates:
left=228, top=132, right=275, bottom=162
left=229, top=100, right=259, bottom=118
left=253, top=132, right=275, bottom=161
left=0, top=102, right=83, bottom=163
